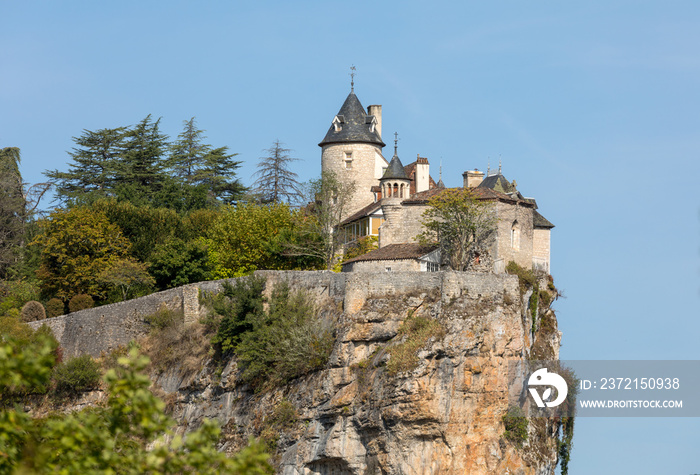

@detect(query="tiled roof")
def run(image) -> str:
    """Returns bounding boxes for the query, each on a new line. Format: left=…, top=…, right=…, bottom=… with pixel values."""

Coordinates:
left=533, top=210, right=555, bottom=229
left=319, top=92, right=385, bottom=147
left=340, top=201, right=383, bottom=226
left=402, top=186, right=528, bottom=205
left=343, top=243, right=438, bottom=264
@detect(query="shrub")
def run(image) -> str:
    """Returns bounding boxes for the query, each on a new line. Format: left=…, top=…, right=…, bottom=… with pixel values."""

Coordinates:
left=235, top=283, right=336, bottom=388
left=0, top=323, right=59, bottom=400
left=386, top=314, right=444, bottom=375
left=46, top=298, right=65, bottom=318
left=53, top=354, right=101, bottom=394
left=211, top=276, right=266, bottom=358
left=539, top=289, right=552, bottom=307
left=68, top=294, right=95, bottom=313
left=506, top=261, right=536, bottom=296
left=0, top=280, right=41, bottom=317
left=20, top=300, right=46, bottom=322
left=259, top=399, right=298, bottom=450
left=502, top=405, right=528, bottom=446
left=145, top=305, right=181, bottom=331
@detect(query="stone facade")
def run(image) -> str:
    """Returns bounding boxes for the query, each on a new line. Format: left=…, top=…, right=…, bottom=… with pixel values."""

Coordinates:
left=321, top=142, right=387, bottom=220
left=492, top=201, right=535, bottom=270
left=377, top=201, right=426, bottom=248
left=532, top=228, right=551, bottom=272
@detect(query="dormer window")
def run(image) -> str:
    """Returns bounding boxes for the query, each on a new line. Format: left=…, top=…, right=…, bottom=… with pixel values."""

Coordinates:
left=332, top=115, right=344, bottom=132
left=366, top=116, right=377, bottom=133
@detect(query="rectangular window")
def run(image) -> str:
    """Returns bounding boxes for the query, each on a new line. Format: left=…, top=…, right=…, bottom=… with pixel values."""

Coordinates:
left=385, top=267, right=392, bottom=272
left=345, top=152, right=353, bottom=169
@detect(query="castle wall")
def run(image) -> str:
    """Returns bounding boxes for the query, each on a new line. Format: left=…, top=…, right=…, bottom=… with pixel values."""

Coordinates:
left=342, top=259, right=421, bottom=273
left=29, top=270, right=518, bottom=358
left=532, top=228, right=551, bottom=272
left=492, top=202, right=534, bottom=270
left=321, top=143, right=386, bottom=220
left=378, top=201, right=426, bottom=247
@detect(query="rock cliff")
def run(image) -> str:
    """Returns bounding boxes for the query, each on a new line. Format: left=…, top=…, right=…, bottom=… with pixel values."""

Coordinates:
left=150, top=271, right=562, bottom=474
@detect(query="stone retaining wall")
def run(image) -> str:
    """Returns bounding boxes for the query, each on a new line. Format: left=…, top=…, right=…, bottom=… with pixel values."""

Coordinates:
left=29, top=270, right=517, bottom=358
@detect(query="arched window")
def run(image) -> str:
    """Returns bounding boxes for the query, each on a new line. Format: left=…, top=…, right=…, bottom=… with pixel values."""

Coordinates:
left=393, top=183, right=398, bottom=197
left=511, top=221, right=520, bottom=250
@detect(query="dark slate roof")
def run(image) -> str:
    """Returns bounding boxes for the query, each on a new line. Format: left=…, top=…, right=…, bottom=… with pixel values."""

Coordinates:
left=382, top=153, right=409, bottom=180
left=533, top=210, right=555, bottom=229
left=340, top=201, right=383, bottom=226
left=478, top=173, right=516, bottom=194
left=343, top=243, right=438, bottom=264
left=319, top=92, right=385, bottom=147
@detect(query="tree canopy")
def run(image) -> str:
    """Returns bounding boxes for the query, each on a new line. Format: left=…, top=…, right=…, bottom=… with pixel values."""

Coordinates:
left=252, top=140, right=303, bottom=204
left=417, top=188, right=496, bottom=271
left=45, top=116, right=245, bottom=210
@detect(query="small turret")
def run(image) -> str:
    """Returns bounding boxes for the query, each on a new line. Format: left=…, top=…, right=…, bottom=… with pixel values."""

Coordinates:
left=380, top=133, right=411, bottom=199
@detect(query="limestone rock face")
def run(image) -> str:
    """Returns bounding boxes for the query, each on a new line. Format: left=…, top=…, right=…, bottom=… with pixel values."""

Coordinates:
left=155, top=273, right=561, bottom=475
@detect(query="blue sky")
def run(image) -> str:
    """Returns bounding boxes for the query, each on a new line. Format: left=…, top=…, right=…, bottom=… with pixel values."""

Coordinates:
left=2, top=1, right=699, bottom=473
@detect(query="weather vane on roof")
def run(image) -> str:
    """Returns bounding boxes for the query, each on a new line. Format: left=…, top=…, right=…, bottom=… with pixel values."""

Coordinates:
left=350, top=65, right=356, bottom=92
left=394, top=132, right=399, bottom=155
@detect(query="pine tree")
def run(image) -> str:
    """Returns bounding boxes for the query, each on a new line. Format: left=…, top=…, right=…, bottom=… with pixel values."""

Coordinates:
left=45, top=127, right=128, bottom=204
left=168, top=117, right=211, bottom=183
left=195, top=146, right=245, bottom=204
left=0, top=147, right=26, bottom=278
left=117, top=115, right=168, bottom=192
left=253, top=140, right=303, bottom=204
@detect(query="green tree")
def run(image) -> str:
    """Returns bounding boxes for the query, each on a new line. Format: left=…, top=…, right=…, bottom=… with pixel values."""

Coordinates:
left=204, top=203, right=301, bottom=278
left=252, top=140, right=303, bottom=204
left=286, top=172, right=356, bottom=270
left=148, top=238, right=211, bottom=289
left=417, top=188, right=496, bottom=271
left=33, top=207, right=132, bottom=301
left=91, top=199, right=181, bottom=263
left=0, top=338, right=273, bottom=474
left=97, top=258, right=155, bottom=301
left=45, top=127, right=127, bottom=205
left=114, top=115, right=169, bottom=198
left=195, top=146, right=246, bottom=204
left=0, top=148, right=25, bottom=278
left=168, top=117, right=211, bottom=183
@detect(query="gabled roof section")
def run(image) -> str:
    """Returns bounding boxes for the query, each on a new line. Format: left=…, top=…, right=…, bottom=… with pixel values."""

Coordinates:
left=343, top=243, right=438, bottom=264
left=319, top=92, right=386, bottom=147
left=533, top=210, right=555, bottom=229
left=382, top=153, right=408, bottom=180
left=478, top=173, right=517, bottom=194
left=402, top=186, right=533, bottom=206
left=340, top=201, right=383, bottom=226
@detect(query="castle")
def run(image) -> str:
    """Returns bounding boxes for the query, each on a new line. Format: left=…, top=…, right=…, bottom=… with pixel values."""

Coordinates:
left=319, top=86, right=554, bottom=274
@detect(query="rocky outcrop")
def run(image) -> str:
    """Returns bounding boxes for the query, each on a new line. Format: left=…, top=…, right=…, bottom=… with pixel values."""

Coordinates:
left=152, top=271, right=562, bottom=474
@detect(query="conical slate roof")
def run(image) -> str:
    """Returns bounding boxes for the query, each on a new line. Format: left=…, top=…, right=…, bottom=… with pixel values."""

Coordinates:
left=319, top=92, right=385, bottom=147
left=381, top=153, right=408, bottom=180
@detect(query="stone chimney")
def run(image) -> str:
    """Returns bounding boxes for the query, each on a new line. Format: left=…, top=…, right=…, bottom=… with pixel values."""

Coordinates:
left=463, top=169, right=485, bottom=188
left=415, top=155, right=430, bottom=193
left=367, top=105, right=382, bottom=139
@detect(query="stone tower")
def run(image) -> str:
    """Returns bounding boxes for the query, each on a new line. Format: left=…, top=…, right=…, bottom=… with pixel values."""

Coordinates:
left=319, top=89, right=387, bottom=218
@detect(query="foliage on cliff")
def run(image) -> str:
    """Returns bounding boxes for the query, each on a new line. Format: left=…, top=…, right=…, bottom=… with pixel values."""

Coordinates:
left=209, top=277, right=336, bottom=389
left=0, top=337, right=273, bottom=474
